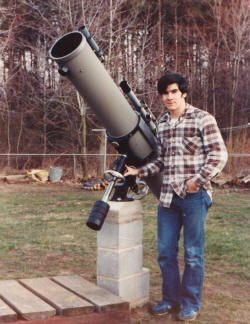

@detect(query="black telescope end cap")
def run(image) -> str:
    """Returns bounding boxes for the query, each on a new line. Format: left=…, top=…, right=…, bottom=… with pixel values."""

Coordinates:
left=86, top=200, right=110, bottom=231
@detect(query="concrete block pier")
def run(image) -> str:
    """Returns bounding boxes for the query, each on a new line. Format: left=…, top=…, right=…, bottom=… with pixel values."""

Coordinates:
left=97, top=200, right=150, bottom=307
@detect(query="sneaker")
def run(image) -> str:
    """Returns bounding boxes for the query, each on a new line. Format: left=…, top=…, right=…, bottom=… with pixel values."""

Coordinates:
left=151, top=300, right=179, bottom=316
left=177, top=308, right=198, bottom=321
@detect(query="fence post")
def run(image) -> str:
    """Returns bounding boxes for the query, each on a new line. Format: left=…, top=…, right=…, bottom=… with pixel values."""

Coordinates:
left=73, top=154, right=76, bottom=179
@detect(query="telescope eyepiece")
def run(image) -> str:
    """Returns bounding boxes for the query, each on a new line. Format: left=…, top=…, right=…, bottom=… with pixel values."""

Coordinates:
left=119, top=80, right=131, bottom=94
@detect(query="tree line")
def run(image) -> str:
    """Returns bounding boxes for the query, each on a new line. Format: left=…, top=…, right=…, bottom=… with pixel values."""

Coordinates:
left=0, top=0, right=249, bottom=174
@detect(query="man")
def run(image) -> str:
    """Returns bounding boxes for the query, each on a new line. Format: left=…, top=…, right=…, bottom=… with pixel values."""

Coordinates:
left=124, top=72, right=228, bottom=321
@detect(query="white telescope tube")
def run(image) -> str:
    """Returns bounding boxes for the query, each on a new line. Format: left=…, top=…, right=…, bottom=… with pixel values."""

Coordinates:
left=49, top=31, right=162, bottom=197
left=49, top=31, right=152, bottom=161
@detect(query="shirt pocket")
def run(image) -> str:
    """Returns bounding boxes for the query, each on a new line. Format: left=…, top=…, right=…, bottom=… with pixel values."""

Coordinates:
left=183, top=135, right=201, bottom=154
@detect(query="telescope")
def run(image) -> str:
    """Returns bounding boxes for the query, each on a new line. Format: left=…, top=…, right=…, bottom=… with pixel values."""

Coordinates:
left=49, top=26, right=162, bottom=230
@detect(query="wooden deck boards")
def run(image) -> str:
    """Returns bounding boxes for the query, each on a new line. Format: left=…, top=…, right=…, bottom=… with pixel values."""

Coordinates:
left=0, top=275, right=129, bottom=323
left=0, top=280, right=56, bottom=321
left=52, top=275, right=128, bottom=310
left=19, top=277, right=94, bottom=316
left=0, top=298, right=17, bottom=323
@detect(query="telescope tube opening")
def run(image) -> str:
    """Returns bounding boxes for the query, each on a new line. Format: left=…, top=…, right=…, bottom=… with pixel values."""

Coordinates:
left=48, top=27, right=163, bottom=200
left=50, top=32, right=83, bottom=59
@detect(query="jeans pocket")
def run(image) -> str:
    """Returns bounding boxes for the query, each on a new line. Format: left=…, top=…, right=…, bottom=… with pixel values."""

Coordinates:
left=204, top=191, right=212, bottom=208
left=186, top=188, right=202, bottom=196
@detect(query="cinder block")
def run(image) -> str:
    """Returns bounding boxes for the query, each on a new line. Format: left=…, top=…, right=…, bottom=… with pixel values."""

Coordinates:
left=97, top=219, right=143, bottom=249
left=105, top=201, right=143, bottom=224
left=96, top=200, right=150, bottom=306
left=97, top=245, right=143, bottom=279
left=97, top=268, right=150, bottom=307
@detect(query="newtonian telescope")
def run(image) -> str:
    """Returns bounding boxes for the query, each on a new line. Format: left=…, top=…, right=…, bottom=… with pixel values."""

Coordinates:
left=49, top=26, right=162, bottom=230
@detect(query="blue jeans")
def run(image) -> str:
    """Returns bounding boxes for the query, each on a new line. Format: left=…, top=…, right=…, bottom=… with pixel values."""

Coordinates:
left=157, top=188, right=212, bottom=311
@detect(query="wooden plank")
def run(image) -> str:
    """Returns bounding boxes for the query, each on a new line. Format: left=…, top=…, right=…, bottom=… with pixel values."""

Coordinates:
left=0, top=298, right=17, bottom=323
left=7, top=312, right=131, bottom=324
left=52, top=275, right=129, bottom=311
left=0, top=280, right=56, bottom=321
left=19, top=277, right=95, bottom=316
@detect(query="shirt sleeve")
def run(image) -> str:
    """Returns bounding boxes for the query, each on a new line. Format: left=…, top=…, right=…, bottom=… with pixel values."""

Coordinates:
left=192, top=114, right=228, bottom=185
left=138, top=136, right=164, bottom=178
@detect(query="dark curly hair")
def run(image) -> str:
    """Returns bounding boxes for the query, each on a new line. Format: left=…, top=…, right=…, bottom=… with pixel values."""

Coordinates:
left=157, top=72, right=188, bottom=95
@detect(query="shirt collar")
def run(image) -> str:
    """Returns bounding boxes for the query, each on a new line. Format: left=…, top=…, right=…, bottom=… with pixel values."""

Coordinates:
left=159, top=103, right=194, bottom=123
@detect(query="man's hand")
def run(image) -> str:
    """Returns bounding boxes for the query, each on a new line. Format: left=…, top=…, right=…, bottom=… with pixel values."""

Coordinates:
left=124, top=165, right=139, bottom=177
left=185, top=179, right=200, bottom=193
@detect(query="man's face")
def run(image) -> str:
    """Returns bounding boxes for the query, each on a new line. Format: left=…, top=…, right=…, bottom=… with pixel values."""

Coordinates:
left=160, top=83, right=186, bottom=113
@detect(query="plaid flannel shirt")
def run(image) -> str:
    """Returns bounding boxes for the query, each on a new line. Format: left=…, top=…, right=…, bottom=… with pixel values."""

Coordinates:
left=139, top=103, right=228, bottom=207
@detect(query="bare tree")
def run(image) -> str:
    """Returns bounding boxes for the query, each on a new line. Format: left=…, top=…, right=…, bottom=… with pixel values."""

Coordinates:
left=0, top=0, right=249, bottom=173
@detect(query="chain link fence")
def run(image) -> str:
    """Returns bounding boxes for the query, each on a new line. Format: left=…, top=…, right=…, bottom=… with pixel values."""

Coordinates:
left=0, top=153, right=117, bottom=180
left=0, top=152, right=249, bottom=181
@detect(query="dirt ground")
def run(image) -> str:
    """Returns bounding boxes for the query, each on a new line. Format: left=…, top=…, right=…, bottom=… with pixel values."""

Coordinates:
left=0, top=182, right=249, bottom=324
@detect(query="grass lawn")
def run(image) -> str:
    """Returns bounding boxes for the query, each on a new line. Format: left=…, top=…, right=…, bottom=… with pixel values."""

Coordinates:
left=0, top=183, right=249, bottom=323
